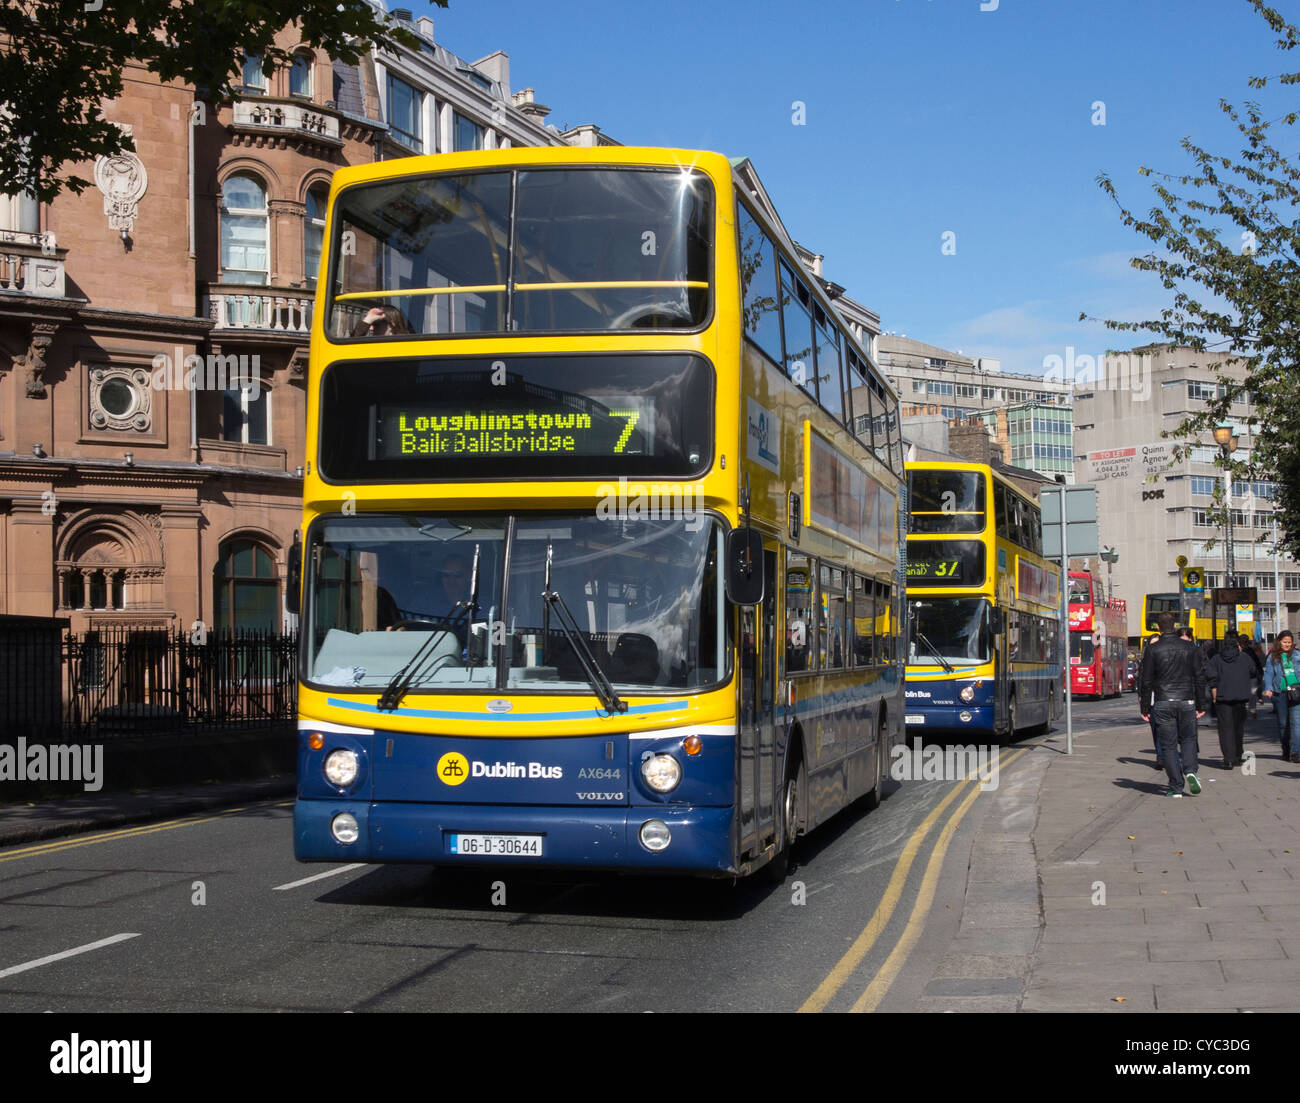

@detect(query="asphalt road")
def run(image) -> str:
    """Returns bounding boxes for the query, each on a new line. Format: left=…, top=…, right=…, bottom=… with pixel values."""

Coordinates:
left=0, top=701, right=1136, bottom=1014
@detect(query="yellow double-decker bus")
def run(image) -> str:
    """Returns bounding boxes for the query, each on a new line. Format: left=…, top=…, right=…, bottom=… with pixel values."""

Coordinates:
left=904, top=461, right=1061, bottom=738
left=1139, top=593, right=1230, bottom=645
left=291, top=147, right=905, bottom=879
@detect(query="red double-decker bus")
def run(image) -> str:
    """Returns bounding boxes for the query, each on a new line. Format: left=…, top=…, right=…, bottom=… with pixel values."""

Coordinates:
left=1068, top=570, right=1127, bottom=698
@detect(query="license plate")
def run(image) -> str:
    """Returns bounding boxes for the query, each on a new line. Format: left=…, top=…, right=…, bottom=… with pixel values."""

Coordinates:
left=448, top=833, right=544, bottom=857
left=905, top=713, right=925, bottom=724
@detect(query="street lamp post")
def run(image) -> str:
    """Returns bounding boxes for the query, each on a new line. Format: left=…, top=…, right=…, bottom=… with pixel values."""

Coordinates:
left=1100, top=546, right=1119, bottom=603
left=1213, top=422, right=1239, bottom=640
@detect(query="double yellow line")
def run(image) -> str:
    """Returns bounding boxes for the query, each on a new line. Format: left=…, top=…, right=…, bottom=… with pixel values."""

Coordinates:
left=0, top=802, right=288, bottom=864
left=800, top=744, right=1031, bottom=1013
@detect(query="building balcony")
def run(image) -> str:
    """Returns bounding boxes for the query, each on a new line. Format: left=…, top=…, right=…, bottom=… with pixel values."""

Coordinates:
left=203, top=284, right=313, bottom=333
left=0, top=236, right=66, bottom=298
left=228, top=99, right=344, bottom=153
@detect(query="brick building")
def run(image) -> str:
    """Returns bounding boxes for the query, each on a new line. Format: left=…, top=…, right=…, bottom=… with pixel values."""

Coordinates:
left=0, top=16, right=597, bottom=636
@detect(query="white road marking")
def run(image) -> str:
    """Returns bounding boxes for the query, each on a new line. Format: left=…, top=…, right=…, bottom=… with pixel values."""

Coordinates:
left=0, top=933, right=140, bottom=979
left=273, top=863, right=367, bottom=891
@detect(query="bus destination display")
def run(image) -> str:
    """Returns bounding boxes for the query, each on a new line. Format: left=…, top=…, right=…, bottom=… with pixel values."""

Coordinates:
left=905, top=540, right=985, bottom=585
left=318, top=353, right=714, bottom=480
left=376, top=402, right=649, bottom=458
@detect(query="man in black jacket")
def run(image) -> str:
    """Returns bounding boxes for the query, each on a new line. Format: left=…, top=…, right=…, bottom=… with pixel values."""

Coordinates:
left=1140, top=612, right=1209, bottom=797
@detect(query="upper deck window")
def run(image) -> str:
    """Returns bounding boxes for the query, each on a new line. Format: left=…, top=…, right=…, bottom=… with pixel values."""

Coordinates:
left=327, top=167, right=713, bottom=339
left=908, top=470, right=986, bottom=535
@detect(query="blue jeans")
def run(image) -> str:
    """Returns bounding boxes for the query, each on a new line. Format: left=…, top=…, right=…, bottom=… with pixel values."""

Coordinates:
left=1271, top=695, right=1300, bottom=756
left=1153, top=701, right=1199, bottom=791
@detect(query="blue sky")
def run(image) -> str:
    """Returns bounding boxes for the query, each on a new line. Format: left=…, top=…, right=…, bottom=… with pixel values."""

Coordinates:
left=417, top=0, right=1295, bottom=378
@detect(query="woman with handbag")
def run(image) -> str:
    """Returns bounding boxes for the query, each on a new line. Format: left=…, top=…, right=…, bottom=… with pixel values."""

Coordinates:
left=1262, top=629, right=1300, bottom=762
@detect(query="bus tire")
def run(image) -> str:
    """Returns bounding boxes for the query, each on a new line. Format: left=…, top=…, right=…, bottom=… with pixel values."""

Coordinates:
left=865, top=706, right=887, bottom=810
left=763, top=752, right=803, bottom=884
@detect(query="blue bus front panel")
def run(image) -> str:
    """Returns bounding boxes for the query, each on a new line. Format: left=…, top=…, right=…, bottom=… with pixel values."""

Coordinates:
left=904, top=675, right=995, bottom=734
left=295, top=722, right=739, bottom=873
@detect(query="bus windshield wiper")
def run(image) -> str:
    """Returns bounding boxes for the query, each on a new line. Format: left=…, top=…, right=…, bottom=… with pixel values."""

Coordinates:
left=914, top=628, right=955, bottom=674
left=541, top=539, right=627, bottom=715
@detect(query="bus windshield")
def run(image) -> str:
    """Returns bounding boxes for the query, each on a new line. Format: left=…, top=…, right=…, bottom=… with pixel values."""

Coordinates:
left=907, top=597, right=992, bottom=665
left=1069, top=576, right=1092, bottom=605
left=328, top=167, right=713, bottom=338
left=304, top=513, right=729, bottom=694
left=1070, top=632, right=1095, bottom=664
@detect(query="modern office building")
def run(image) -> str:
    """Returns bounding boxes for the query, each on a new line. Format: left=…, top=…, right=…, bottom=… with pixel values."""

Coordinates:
left=1072, top=344, right=1298, bottom=639
left=974, top=401, right=1075, bottom=484
left=878, top=336, right=1071, bottom=420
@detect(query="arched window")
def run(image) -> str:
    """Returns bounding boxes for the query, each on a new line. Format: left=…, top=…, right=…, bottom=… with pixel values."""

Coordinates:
left=214, top=539, right=280, bottom=631
left=290, top=52, right=313, bottom=98
left=304, top=183, right=328, bottom=287
left=220, top=173, right=268, bottom=285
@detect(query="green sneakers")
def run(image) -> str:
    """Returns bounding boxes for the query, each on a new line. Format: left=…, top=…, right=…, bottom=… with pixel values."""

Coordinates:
left=1186, top=772, right=1201, bottom=795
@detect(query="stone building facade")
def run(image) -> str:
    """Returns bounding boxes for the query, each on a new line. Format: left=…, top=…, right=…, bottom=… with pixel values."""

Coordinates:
left=0, top=16, right=597, bottom=635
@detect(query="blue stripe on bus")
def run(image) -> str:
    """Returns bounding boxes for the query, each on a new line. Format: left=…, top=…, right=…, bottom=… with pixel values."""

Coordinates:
left=324, top=696, right=690, bottom=722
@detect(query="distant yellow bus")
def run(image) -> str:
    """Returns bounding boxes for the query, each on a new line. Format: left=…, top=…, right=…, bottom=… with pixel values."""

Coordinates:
left=905, top=461, right=1062, bottom=738
left=1139, top=593, right=1230, bottom=645
left=291, top=146, right=906, bottom=879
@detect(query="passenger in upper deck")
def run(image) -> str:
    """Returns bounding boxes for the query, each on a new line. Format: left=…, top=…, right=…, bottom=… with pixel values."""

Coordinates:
left=351, top=304, right=412, bottom=337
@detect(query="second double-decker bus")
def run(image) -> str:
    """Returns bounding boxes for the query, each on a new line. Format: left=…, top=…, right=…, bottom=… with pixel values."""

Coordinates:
left=1068, top=570, right=1127, bottom=697
left=291, top=146, right=906, bottom=880
left=904, top=461, right=1061, bottom=737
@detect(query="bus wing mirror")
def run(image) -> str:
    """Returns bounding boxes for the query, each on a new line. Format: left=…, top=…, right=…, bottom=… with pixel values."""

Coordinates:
left=726, top=528, right=765, bottom=606
left=991, top=609, right=1004, bottom=633
left=287, top=537, right=302, bottom=616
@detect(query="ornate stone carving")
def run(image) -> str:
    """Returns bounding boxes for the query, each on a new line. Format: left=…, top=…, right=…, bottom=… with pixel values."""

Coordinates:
left=287, top=346, right=307, bottom=379
left=16, top=321, right=57, bottom=398
left=88, top=364, right=154, bottom=431
left=94, top=137, right=148, bottom=236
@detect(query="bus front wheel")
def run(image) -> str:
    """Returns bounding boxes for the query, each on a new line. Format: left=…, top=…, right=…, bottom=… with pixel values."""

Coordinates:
left=764, top=754, right=803, bottom=884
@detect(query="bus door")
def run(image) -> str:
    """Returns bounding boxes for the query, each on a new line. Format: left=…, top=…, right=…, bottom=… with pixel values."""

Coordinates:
left=738, top=546, right=779, bottom=856
left=757, top=548, right=778, bottom=841
left=992, top=606, right=1010, bottom=730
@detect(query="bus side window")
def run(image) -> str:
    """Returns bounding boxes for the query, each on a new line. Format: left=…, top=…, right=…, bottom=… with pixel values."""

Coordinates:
left=994, top=480, right=1009, bottom=541
left=785, top=551, right=813, bottom=674
left=879, top=581, right=893, bottom=662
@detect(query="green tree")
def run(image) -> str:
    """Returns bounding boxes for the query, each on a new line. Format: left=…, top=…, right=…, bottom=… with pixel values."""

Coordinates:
left=0, top=0, right=435, bottom=203
left=1090, top=1, right=1300, bottom=558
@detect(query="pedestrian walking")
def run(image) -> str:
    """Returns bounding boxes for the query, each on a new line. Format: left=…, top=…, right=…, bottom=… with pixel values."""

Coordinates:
left=1207, top=633, right=1255, bottom=768
left=1262, top=629, right=1300, bottom=762
left=1139, top=611, right=1209, bottom=797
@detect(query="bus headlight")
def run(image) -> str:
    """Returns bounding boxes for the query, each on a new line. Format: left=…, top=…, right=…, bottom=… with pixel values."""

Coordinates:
left=331, top=813, right=359, bottom=844
left=324, top=749, right=359, bottom=787
left=641, top=754, right=682, bottom=793
left=959, top=710, right=972, bottom=723
left=639, top=820, right=671, bottom=851
left=960, top=685, right=976, bottom=702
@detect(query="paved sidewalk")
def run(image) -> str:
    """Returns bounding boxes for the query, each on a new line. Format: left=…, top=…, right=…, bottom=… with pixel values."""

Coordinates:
left=0, top=775, right=295, bottom=847
left=1026, top=707, right=1300, bottom=1012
